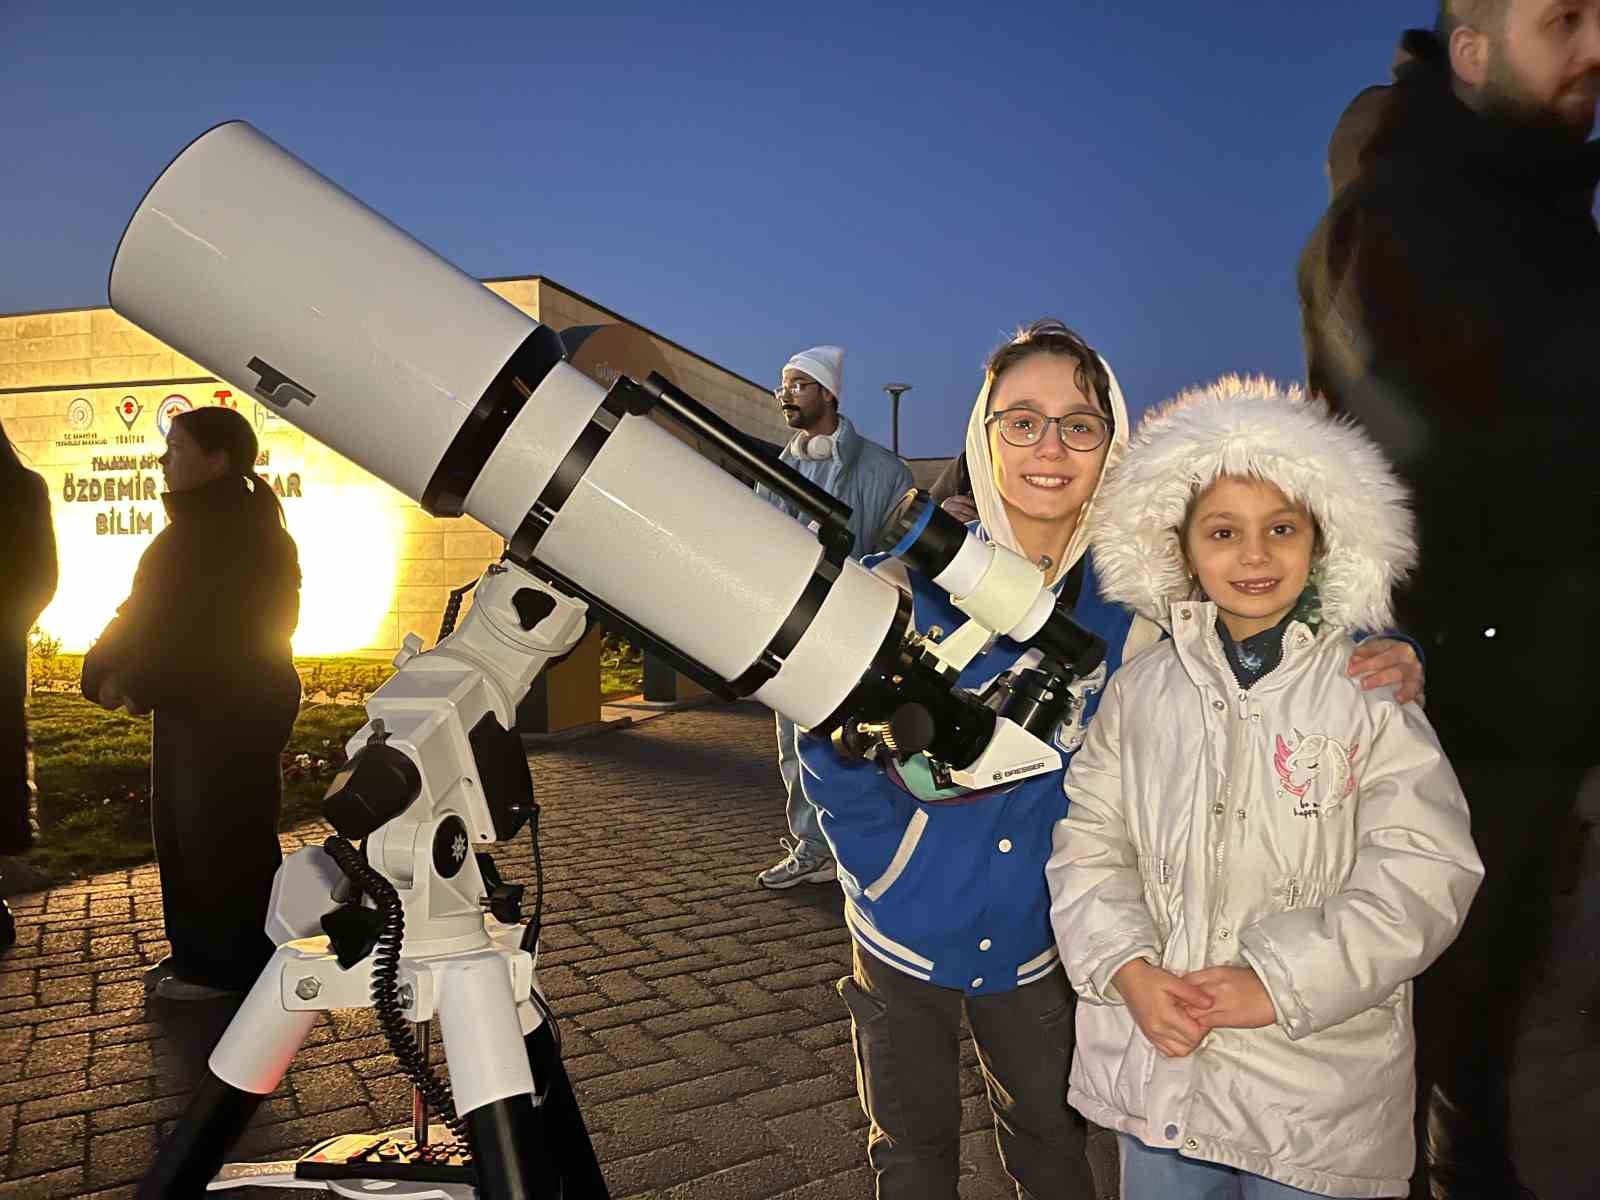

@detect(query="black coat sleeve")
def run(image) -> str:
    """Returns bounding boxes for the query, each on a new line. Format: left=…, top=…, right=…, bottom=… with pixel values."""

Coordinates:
left=1303, top=190, right=1504, bottom=437
left=81, top=536, right=179, bottom=708
left=2, top=472, right=58, bottom=638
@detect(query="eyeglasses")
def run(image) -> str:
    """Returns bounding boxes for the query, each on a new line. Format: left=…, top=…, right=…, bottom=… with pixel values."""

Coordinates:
left=987, top=407, right=1111, bottom=452
left=774, top=379, right=821, bottom=400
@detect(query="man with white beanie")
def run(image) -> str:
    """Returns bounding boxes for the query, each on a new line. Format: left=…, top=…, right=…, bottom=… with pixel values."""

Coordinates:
left=756, top=345, right=913, bottom=890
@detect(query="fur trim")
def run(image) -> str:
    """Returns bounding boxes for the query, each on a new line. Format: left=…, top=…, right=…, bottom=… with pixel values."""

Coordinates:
left=1089, top=376, right=1415, bottom=632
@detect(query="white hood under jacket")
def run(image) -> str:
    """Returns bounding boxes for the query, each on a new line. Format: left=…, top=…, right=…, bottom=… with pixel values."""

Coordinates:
left=1046, top=378, right=1483, bottom=1197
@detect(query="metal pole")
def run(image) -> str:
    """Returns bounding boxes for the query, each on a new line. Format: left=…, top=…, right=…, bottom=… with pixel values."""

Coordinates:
left=413, top=1020, right=430, bottom=1146
left=883, top=384, right=912, bottom=456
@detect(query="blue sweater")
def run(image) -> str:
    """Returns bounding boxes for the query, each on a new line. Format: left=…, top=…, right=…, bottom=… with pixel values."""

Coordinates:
left=798, top=546, right=1136, bottom=995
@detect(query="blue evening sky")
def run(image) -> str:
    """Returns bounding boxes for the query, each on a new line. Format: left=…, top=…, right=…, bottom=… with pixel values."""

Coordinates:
left=2, top=1, right=1422, bottom=458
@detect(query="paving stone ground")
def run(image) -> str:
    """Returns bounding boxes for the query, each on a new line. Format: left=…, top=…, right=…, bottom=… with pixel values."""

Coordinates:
left=0, top=701, right=1594, bottom=1198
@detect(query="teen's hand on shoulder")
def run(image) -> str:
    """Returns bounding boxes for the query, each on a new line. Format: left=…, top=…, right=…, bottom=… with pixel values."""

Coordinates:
left=1184, top=966, right=1276, bottom=1030
left=1346, top=638, right=1425, bottom=706
left=1113, top=958, right=1213, bottom=1058
left=940, top=494, right=978, bottom=524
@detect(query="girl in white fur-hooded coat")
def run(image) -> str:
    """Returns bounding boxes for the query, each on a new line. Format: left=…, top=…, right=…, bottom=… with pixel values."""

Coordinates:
left=1045, top=377, right=1483, bottom=1199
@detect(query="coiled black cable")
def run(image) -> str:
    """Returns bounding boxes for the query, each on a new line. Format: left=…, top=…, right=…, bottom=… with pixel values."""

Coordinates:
left=323, top=835, right=466, bottom=1139
left=517, top=803, right=544, bottom=958
left=516, top=803, right=560, bottom=1062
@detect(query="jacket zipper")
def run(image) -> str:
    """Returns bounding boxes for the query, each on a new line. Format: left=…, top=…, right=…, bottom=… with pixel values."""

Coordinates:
left=1209, top=689, right=1253, bottom=945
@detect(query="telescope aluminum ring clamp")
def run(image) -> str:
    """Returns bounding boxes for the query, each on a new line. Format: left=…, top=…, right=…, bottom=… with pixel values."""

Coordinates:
left=501, top=370, right=855, bottom=701
left=418, top=324, right=568, bottom=518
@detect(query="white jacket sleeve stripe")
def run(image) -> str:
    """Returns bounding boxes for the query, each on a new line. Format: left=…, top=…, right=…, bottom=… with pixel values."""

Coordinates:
left=845, top=898, right=937, bottom=973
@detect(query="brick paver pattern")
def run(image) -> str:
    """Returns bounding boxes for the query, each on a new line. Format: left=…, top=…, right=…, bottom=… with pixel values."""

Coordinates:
left=0, top=703, right=1031, bottom=1199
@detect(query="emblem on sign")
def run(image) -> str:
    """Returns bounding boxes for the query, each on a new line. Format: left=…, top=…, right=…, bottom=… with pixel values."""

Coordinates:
left=67, top=397, right=94, bottom=431
left=157, top=394, right=194, bottom=438
left=116, top=396, right=143, bottom=430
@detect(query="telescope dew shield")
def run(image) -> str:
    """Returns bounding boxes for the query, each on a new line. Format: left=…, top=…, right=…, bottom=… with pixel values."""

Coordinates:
left=108, top=121, right=562, bottom=508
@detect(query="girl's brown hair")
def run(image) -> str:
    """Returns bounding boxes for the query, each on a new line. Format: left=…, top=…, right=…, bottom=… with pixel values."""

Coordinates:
left=984, top=318, right=1114, bottom=421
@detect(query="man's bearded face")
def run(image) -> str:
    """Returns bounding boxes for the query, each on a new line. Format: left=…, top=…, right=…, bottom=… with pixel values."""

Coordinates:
left=1477, top=1, right=1600, bottom=140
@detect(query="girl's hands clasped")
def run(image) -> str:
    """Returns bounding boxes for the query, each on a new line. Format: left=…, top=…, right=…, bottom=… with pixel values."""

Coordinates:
left=1182, top=966, right=1276, bottom=1030
left=1114, top=959, right=1279, bottom=1058
left=1112, top=958, right=1215, bottom=1058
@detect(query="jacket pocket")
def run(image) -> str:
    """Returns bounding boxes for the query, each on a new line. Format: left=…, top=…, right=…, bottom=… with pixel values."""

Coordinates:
left=1137, top=854, right=1174, bottom=942
left=1038, top=994, right=1078, bottom=1058
left=863, top=809, right=929, bottom=901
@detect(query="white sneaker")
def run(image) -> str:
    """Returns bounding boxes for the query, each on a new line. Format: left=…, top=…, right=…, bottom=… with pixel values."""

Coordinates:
left=757, top=839, right=837, bottom=890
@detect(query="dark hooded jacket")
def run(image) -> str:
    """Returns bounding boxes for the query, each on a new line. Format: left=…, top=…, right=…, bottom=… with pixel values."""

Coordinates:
left=1298, top=29, right=1600, bottom=765
left=82, top=474, right=301, bottom=732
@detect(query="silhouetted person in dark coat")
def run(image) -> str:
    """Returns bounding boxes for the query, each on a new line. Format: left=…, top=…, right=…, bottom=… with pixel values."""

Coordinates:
left=84, top=407, right=301, bottom=1000
left=0, top=419, right=58, bottom=949
left=1298, top=7, right=1600, bottom=1196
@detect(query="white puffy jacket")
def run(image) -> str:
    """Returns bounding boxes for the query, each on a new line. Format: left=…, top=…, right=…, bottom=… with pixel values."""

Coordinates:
left=1047, top=378, right=1483, bottom=1197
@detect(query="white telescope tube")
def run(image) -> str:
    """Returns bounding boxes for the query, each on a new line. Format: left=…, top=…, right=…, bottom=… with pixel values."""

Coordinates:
left=108, top=121, right=899, bottom=729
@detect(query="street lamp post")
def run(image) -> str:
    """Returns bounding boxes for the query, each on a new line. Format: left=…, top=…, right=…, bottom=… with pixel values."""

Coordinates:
left=883, top=383, right=912, bottom=456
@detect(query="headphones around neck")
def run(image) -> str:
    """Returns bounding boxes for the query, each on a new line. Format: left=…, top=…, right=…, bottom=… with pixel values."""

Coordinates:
left=791, top=430, right=835, bottom=460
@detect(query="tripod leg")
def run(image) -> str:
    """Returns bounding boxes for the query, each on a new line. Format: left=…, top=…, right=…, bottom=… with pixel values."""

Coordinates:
left=523, top=1003, right=610, bottom=1198
left=138, top=951, right=319, bottom=1198
left=437, top=952, right=563, bottom=1200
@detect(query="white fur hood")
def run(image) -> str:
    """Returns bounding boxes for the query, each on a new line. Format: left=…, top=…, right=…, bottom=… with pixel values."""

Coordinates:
left=1089, top=376, right=1415, bottom=633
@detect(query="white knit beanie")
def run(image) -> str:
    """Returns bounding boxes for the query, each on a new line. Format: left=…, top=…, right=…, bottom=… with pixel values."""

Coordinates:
left=784, top=345, right=844, bottom=400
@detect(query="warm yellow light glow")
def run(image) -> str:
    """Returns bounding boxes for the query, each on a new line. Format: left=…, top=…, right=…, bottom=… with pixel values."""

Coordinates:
left=285, top=489, right=403, bottom=656
left=35, top=486, right=404, bottom=658
left=37, top=508, right=160, bottom=653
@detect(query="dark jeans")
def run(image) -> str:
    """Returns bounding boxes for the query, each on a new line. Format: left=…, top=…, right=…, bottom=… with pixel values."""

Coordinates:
left=151, top=711, right=287, bottom=991
left=838, top=943, right=1096, bottom=1200
left=1410, top=760, right=1584, bottom=1198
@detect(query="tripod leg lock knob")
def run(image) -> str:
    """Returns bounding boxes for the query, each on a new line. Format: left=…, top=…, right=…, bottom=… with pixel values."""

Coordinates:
left=475, top=852, right=526, bottom=924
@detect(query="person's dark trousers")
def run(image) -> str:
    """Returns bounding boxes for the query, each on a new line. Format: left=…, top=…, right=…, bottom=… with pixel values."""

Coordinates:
left=1410, top=760, right=1584, bottom=1200
left=0, top=642, right=36, bottom=856
left=1083, top=1120, right=1120, bottom=1200
left=838, top=943, right=1095, bottom=1200
left=150, top=711, right=286, bottom=992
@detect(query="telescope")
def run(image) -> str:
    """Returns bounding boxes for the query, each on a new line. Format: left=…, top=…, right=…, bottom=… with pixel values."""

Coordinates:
left=110, top=121, right=1106, bottom=1198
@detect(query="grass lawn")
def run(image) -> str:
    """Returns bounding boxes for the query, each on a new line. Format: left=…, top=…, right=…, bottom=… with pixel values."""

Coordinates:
left=27, top=695, right=370, bottom=884
left=24, top=641, right=644, bottom=884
